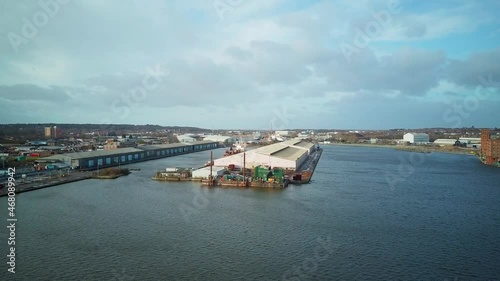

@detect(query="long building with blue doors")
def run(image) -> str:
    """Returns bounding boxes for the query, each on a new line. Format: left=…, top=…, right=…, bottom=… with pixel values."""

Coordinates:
left=37, top=141, right=218, bottom=170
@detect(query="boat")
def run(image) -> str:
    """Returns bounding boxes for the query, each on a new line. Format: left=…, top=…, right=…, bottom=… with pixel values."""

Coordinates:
left=288, top=145, right=323, bottom=184
left=223, top=143, right=245, bottom=157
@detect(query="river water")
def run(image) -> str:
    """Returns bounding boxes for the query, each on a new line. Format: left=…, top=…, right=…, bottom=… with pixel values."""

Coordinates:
left=1, top=146, right=499, bottom=280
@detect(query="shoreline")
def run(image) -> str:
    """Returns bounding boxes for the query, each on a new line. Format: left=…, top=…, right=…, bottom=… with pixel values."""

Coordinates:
left=0, top=174, right=92, bottom=197
left=0, top=144, right=482, bottom=197
left=324, top=143, right=478, bottom=156
left=0, top=169, right=131, bottom=197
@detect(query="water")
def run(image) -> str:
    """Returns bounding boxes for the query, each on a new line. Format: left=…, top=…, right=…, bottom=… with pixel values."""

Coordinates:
left=1, top=146, right=500, bottom=280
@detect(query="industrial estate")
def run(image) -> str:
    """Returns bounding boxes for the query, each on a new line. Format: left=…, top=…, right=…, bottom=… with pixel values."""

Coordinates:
left=38, top=141, right=218, bottom=170
left=0, top=124, right=499, bottom=196
left=153, top=139, right=323, bottom=188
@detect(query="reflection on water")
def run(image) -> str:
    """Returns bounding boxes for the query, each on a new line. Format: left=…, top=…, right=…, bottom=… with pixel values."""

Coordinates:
left=1, top=146, right=499, bottom=280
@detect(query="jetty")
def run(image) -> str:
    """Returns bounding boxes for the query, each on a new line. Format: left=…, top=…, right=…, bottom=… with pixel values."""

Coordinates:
left=0, top=172, right=92, bottom=197
left=200, top=140, right=323, bottom=188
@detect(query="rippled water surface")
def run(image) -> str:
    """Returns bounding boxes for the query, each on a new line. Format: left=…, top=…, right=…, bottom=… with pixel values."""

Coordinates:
left=1, top=146, right=500, bottom=280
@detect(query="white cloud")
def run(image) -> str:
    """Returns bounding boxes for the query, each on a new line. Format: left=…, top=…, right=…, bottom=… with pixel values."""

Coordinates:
left=0, top=0, right=499, bottom=128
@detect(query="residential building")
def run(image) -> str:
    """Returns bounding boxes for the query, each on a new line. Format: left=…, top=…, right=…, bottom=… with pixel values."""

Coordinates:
left=103, top=140, right=119, bottom=150
left=202, top=135, right=235, bottom=144
left=44, top=127, right=52, bottom=138
left=480, top=129, right=500, bottom=165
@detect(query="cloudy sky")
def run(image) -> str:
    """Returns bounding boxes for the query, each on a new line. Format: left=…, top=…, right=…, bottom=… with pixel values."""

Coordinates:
left=1, top=0, right=499, bottom=130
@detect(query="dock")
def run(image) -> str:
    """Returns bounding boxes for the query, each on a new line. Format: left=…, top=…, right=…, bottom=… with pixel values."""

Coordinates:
left=0, top=172, right=93, bottom=197
left=0, top=168, right=134, bottom=197
left=287, top=147, right=323, bottom=184
left=199, top=141, right=323, bottom=188
left=150, top=140, right=323, bottom=189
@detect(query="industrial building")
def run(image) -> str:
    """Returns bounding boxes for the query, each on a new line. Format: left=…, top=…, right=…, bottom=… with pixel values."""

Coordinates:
left=403, top=133, right=429, bottom=144
left=176, top=134, right=198, bottom=143
left=213, top=139, right=315, bottom=170
left=37, top=141, right=218, bottom=170
left=192, top=166, right=226, bottom=179
left=434, top=137, right=481, bottom=147
left=459, top=137, right=481, bottom=145
left=433, top=139, right=459, bottom=146
left=202, top=135, right=235, bottom=144
left=480, top=129, right=500, bottom=165
left=275, top=130, right=290, bottom=137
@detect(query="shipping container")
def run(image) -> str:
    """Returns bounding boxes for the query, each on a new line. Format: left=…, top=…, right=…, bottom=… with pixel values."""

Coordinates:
left=16, top=156, right=27, bottom=161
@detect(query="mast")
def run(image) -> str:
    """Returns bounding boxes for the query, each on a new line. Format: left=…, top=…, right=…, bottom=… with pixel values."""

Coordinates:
left=243, top=152, right=246, bottom=187
left=210, top=151, right=213, bottom=178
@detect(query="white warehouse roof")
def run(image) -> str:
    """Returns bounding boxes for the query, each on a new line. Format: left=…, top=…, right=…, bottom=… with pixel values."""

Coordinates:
left=434, top=139, right=458, bottom=145
left=213, top=139, right=314, bottom=170
left=192, top=166, right=226, bottom=179
left=202, top=135, right=234, bottom=142
left=404, top=133, right=429, bottom=137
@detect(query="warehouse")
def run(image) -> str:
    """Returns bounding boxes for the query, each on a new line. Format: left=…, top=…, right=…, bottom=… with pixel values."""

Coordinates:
left=39, top=147, right=144, bottom=170
left=192, top=166, right=226, bottom=179
left=283, top=139, right=315, bottom=153
left=213, top=139, right=315, bottom=170
left=459, top=137, right=481, bottom=145
left=433, top=139, right=459, bottom=146
left=403, top=133, right=429, bottom=144
left=202, top=135, right=235, bottom=144
left=139, top=141, right=217, bottom=158
left=37, top=141, right=218, bottom=170
left=176, top=134, right=198, bottom=143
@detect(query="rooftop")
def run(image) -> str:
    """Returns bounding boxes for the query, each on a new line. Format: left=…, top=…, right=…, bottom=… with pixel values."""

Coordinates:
left=42, top=147, right=143, bottom=160
left=294, top=141, right=315, bottom=150
left=138, top=140, right=216, bottom=150
left=271, top=147, right=306, bottom=161
left=138, top=143, right=191, bottom=151
left=406, top=133, right=429, bottom=136
left=283, top=139, right=302, bottom=145
left=254, top=143, right=289, bottom=155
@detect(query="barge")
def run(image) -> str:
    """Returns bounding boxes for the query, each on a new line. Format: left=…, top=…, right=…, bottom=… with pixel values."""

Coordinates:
left=201, top=140, right=323, bottom=188
left=152, top=168, right=194, bottom=181
left=154, top=140, right=323, bottom=189
left=287, top=146, right=323, bottom=184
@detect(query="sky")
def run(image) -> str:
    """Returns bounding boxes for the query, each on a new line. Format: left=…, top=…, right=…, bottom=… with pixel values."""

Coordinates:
left=0, top=0, right=499, bottom=130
